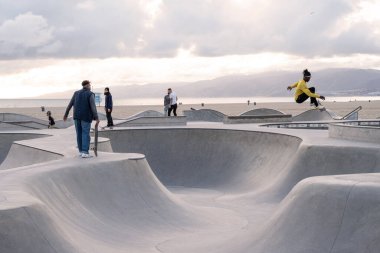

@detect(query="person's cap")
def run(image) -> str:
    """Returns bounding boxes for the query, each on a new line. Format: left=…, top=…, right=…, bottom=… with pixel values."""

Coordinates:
left=82, top=80, right=91, bottom=86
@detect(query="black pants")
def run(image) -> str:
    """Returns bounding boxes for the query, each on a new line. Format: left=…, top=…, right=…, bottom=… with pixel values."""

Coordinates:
left=168, top=104, right=177, bottom=116
left=106, top=110, right=114, bottom=126
left=296, top=87, right=318, bottom=107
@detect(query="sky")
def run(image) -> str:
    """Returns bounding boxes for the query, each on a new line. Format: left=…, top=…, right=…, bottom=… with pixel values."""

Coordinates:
left=1, top=0, right=380, bottom=98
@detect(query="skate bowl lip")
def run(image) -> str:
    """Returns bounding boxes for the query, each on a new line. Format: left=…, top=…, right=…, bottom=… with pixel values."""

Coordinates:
left=329, top=120, right=380, bottom=143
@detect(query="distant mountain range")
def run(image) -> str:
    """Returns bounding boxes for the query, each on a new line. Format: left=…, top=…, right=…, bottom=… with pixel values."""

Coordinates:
left=37, top=68, right=380, bottom=99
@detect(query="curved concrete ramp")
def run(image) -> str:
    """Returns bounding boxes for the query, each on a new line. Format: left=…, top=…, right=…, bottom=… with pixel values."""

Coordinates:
left=0, top=154, right=240, bottom=253
left=240, top=108, right=286, bottom=116
left=0, top=113, right=48, bottom=129
left=183, top=109, right=225, bottom=122
left=0, top=132, right=48, bottom=164
left=127, top=110, right=164, bottom=120
left=293, top=108, right=339, bottom=121
left=0, top=143, right=63, bottom=170
left=101, top=128, right=380, bottom=197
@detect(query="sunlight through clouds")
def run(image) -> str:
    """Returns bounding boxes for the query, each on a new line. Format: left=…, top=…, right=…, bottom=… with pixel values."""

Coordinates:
left=1, top=0, right=380, bottom=97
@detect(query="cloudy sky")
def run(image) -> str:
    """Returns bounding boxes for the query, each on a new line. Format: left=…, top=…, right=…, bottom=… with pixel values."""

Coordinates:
left=1, top=0, right=380, bottom=98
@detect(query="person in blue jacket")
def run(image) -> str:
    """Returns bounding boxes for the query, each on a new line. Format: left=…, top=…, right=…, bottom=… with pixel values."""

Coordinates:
left=104, top=87, right=114, bottom=127
left=63, top=80, right=99, bottom=158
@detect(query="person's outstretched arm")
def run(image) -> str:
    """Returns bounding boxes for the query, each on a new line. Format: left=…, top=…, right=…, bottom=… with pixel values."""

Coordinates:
left=287, top=82, right=298, bottom=90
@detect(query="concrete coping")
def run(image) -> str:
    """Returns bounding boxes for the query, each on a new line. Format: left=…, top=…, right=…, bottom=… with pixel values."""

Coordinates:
left=114, top=116, right=187, bottom=127
left=223, top=114, right=292, bottom=124
left=263, top=120, right=380, bottom=130
left=329, top=120, right=380, bottom=143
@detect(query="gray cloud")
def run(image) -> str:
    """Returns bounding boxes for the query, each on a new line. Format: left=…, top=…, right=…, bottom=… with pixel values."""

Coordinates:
left=0, top=0, right=379, bottom=59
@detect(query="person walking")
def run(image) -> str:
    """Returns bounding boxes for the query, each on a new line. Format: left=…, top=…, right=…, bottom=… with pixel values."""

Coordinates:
left=63, top=80, right=99, bottom=158
left=168, top=88, right=178, bottom=116
left=164, top=90, right=171, bottom=116
left=104, top=87, right=114, bottom=127
left=287, top=69, right=326, bottom=108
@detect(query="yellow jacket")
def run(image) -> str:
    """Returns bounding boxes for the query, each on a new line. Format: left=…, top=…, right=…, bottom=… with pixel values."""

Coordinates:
left=290, top=79, right=320, bottom=100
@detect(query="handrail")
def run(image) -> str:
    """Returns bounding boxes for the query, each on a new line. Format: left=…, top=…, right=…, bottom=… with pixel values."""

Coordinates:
left=342, top=106, right=362, bottom=120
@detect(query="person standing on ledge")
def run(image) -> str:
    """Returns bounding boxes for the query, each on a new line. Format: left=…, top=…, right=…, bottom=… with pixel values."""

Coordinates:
left=104, top=87, right=114, bottom=127
left=64, top=80, right=99, bottom=158
left=164, top=90, right=171, bottom=116
left=287, top=69, right=326, bottom=109
left=168, top=88, right=178, bottom=116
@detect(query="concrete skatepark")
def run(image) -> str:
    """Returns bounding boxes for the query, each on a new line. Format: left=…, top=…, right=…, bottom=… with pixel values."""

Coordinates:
left=1, top=108, right=380, bottom=253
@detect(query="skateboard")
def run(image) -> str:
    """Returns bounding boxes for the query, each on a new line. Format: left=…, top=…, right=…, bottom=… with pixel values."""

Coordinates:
left=94, top=124, right=98, bottom=157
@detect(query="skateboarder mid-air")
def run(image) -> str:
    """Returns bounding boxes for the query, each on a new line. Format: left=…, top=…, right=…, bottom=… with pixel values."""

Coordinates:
left=287, top=69, right=326, bottom=109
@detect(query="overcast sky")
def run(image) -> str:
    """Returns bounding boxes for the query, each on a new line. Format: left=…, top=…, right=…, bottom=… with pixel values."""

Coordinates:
left=1, top=0, right=380, bottom=98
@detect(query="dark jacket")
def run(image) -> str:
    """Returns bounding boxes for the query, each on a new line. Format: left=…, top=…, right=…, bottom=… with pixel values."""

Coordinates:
left=64, top=87, right=98, bottom=123
left=105, top=93, right=113, bottom=110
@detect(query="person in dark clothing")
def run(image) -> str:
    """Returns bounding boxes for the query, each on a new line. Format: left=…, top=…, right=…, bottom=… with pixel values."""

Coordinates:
left=46, top=111, right=55, bottom=128
left=63, top=80, right=99, bottom=158
left=164, top=90, right=170, bottom=116
left=104, top=87, right=114, bottom=127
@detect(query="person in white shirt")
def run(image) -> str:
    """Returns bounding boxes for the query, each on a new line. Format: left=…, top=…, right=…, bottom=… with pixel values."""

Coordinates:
left=168, top=88, right=178, bottom=116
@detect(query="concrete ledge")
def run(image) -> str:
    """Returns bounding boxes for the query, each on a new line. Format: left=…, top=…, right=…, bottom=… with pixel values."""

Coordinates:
left=115, top=116, right=187, bottom=127
left=329, top=121, right=380, bottom=143
left=223, top=114, right=292, bottom=124
left=263, top=122, right=330, bottom=129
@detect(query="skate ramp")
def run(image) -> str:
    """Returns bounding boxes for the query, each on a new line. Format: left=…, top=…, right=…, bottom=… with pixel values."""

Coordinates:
left=240, top=108, right=286, bottom=116
left=0, top=132, right=48, bottom=164
left=0, top=142, right=63, bottom=170
left=293, top=109, right=339, bottom=121
left=0, top=154, right=243, bottom=253
left=102, top=129, right=301, bottom=190
left=127, top=110, right=164, bottom=120
left=218, top=173, right=380, bottom=253
left=102, top=128, right=380, bottom=196
left=183, top=109, right=225, bottom=122
left=0, top=113, right=48, bottom=129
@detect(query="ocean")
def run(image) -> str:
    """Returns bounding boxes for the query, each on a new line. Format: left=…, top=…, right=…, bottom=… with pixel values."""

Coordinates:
left=0, top=96, right=379, bottom=108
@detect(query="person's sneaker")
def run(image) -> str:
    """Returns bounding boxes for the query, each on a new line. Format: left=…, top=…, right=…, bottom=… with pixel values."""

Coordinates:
left=314, top=105, right=325, bottom=110
left=81, top=153, right=93, bottom=158
left=79, top=152, right=83, bottom=157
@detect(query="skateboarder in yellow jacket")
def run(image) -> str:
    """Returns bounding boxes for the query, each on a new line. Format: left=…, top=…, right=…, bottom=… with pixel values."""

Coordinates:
left=287, top=69, right=326, bottom=109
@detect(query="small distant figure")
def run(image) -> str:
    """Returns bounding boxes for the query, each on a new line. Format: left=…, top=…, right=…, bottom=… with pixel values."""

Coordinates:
left=41, top=106, right=45, bottom=112
left=254, top=102, right=256, bottom=106
left=64, top=80, right=99, bottom=158
left=247, top=100, right=250, bottom=105
left=46, top=111, right=55, bottom=129
left=287, top=69, right=325, bottom=109
left=104, top=87, right=114, bottom=127
left=168, top=88, right=178, bottom=116
left=164, top=90, right=171, bottom=116
left=201, top=103, right=205, bottom=107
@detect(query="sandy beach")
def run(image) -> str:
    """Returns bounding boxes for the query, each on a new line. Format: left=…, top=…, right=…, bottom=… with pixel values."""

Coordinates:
left=0, top=100, right=379, bottom=120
